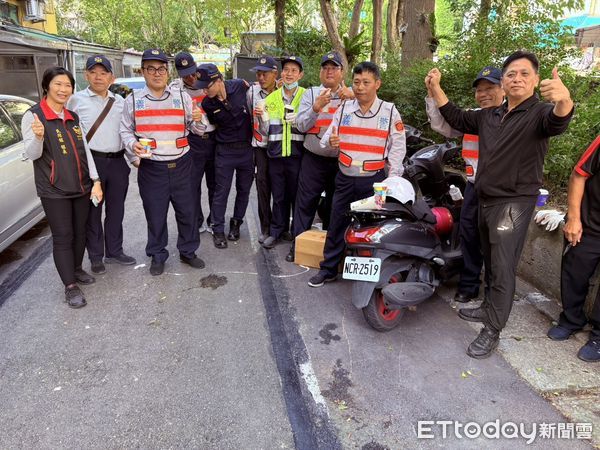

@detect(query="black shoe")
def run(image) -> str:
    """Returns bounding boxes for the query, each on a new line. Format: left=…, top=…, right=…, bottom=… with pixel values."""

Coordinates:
left=458, top=307, right=486, bottom=323
left=285, top=245, right=295, bottom=262
left=228, top=218, right=243, bottom=241
left=213, top=232, right=228, bottom=249
left=454, top=291, right=477, bottom=303
left=547, top=325, right=579, bottom=341
left=149, top=259, right=165, bottom=276
left=577, top=339, right=600, bottom=362
left=467, top=327, right=500, bottom=359
left=74, top=268, right=95, bottom=285
left=262, top=236, right=278, bottom=249
left=180, top=254, right=205, bottom=269
left=64, top=285, right=87, bottom=308
left=105, top=253, right=137, bottom=265
left=281, top=231, right=293, bottom=242
left=308, top=272, right=337, bottom=288
left=90, top=260, right=106, bottom=274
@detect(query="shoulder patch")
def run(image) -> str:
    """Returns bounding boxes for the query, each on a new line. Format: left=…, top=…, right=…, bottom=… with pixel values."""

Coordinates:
left=341, top=114, right=352, bottom=126
left=394, top=121, right=405, bottom=132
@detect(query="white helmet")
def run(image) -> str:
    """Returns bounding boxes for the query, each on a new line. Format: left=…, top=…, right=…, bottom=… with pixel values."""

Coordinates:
left=384, top=176, right=415, bottom=204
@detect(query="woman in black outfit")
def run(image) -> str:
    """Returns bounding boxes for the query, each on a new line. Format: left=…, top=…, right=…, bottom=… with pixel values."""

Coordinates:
left=21, top=67, right=103, bottom=308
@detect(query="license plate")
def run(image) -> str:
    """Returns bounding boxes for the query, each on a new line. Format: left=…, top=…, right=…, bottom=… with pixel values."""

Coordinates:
left=342, top=256, right=381, bottom=282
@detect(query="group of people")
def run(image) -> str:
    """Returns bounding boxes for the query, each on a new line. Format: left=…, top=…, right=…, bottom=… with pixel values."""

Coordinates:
left=21, top=47, right=598, bottom=363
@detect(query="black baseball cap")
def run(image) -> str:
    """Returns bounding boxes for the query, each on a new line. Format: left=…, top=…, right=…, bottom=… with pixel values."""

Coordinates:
left=281, top=55, right=303, bottom=71
left=472, top=66, right=502, bottom=87
left=174, top=52, right=197, bottom=77
left=321, top=52, right=343, bottom=67
left=86, top=55, right=113, bottom=72
left=195, top=63, right=222, bottom=89
left=251, top=56, right=279, bottom=72
left=142, top=48, right=169, bottom=63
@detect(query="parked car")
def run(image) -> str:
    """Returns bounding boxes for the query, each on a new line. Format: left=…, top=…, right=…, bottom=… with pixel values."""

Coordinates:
left=0, top=95, right=45, bottom=253
left=109, top=77, right=146, bottom=98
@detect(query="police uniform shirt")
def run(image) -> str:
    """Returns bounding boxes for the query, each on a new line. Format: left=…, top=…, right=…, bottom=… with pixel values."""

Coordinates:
left=120, top=85, right=205, bottom=163
left=320, top=97, right=407, bottom=177
left=573, top=135, right=600, bottom=236
left=202, top=79, right=252, bottom=144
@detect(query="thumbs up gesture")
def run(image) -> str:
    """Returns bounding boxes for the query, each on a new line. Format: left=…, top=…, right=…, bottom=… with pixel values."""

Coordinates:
left=192, top=103, right=202, bottom=122
left=540, top=67, right=571, bottom=104
left=329, top=126, right=340, bottom=148
left=31, top=113, right=44, bottom=139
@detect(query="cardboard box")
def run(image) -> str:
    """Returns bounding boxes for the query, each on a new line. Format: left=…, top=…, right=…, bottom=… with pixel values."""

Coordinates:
left=294, top=230, right=327, bottom=269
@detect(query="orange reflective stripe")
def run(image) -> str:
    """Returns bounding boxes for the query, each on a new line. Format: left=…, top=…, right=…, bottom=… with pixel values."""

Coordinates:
left=192, top=95, right=206, bottom=103
left=465, top=165, right=475, bottom=177
left=363, top=160, right=385, bottom=171
left=328, top=107, right=338, bottom=114
left=463, top=134, right=479, bottom=143
left=253, top=130, right=263, bottom=142
left=175, top=137, right=189, bottom=148
left=339, top=126, right=389, bottom=139
left=338, top=152, right=352, bottom=167
left=136, top=124, right=186, bottom=132
left=315, top=119, right=332, bottom=128
left=462, top=149, right=479, bottom=159
left=339, top=142, right=385, bottom=155
left=307, top=127, right=319, bottom=134
left=135, top=109, right=185, bottom=118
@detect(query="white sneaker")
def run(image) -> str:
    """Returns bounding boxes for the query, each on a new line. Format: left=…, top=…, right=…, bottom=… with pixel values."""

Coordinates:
left=199, top=224, right=208, bottom=233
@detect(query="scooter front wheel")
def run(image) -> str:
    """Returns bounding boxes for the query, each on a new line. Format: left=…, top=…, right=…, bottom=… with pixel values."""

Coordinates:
left=362, top=275, right=404, bottom=332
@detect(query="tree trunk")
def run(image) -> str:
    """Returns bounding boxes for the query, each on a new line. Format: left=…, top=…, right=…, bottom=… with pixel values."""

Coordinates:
left=348, top=0, right=364, bottom=39
left=396, top=0, right=405, bottom=46
left=479, top=0, right=491, bottom=21
left=401, top=0, right=435, bottom=67
left=370, top=0, right=383, bottom=64
left=386, top=0, right=399, bottom=53
left=318, top=0, right=349, bottom=67
left=275, top=0, right=285, bottom=49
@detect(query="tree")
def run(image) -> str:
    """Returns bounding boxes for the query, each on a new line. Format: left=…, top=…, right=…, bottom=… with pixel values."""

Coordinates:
left=370, top=0, right=383, bottom=63
left=275, top=0, right=286, bottom=49
left=401, top=0, right=435, bottom=67
left=318, top=0, right=366, bottom=67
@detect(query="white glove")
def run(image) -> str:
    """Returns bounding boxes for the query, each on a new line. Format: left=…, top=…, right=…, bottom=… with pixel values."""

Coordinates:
left=284, top=112, right=297, bottom=124
left=534, top=209, right=565, bottom=231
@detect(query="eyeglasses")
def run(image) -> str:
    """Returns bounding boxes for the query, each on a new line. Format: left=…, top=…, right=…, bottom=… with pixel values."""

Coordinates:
left=144, top=65, right=168, bottom=75
left=321, top=66, right=341, bottom=72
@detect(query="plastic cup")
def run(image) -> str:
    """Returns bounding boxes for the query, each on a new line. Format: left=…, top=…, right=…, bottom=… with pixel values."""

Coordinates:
left=373, top=182, right=387, bottom=208
left=537, top=188, right=549, bottom=207
left=256, top=99, right=269, bottom=121
left=284, top=104, right=295, bottom=121
left=138, top=138, right=153, bottom=159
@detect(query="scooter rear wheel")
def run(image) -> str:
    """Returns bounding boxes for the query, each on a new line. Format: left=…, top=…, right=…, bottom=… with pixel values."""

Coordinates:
left=362, top=275, right=404, bottom=332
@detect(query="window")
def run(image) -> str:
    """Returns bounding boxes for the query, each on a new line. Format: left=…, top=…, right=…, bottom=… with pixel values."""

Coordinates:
left=3, top=100, right=35, bottom=130
left=0, top=111, right=19, bottom=151
left=0, top=3, right=19, bottom=25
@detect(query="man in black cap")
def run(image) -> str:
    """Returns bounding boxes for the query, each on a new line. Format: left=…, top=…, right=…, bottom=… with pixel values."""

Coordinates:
left=425, top=66, right=504, bottom=303
left=197, top=63, right=254, bottom=249
left=286, top=51, right=354, bottom=262
left=68, top=55, right=137, bottom=275
left=120, top=48, right=206, bottom=276
left=172, top=52, right=216, bottom=235
left=247, top=55, right=279, bottom=243
left=259, top=56, right=306, bottom=249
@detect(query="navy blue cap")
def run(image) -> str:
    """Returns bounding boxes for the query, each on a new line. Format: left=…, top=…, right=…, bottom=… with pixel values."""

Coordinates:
left=195, top=63, right=222, bottom=89
left=142, top=48, right=169, bottom=63
left=174, top=52, right=197, bottom=77
left=473, top=66, right=502, bottom=87
left=251, top=55, right=279, bottom=72
left=86, top=54, right=113, bottom=72
left=321, top=51, right=343, bottom=67
left=281, top=55, right=303, bottom=71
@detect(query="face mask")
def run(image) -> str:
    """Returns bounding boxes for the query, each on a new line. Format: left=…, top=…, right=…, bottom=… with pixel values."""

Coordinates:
left=283, top=81, right=298, bottom=90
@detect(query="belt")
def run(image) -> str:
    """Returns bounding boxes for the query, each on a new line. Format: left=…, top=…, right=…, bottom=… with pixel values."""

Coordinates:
left=91, top=149, right=125, bottom=158
left=220, top=141, right=249, bottom=149
left=201, top=131, right=216, bottom=140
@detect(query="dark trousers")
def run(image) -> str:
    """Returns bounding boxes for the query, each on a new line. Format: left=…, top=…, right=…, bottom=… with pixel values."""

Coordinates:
left=269, top=155, right=302, bottom=238
left=86, top=155, right=130, bottom=262
left=41, top=195, right=90, bottom=286
left=458, top=182, right=488, bottom=296
left=292, top=151, right=337, bottom=237
left=254, top=146, right=271, bottom=236
left=137, top=151, right=199, bottom=263
left=320, top=170, right=386, bottom=275
left=559, top=233, right=600, bottom=338
left=212, top=143, right=254, bottom=234
left=479, top=199, right=536, bottom=332
left=189, top=133, right=216, bottom=228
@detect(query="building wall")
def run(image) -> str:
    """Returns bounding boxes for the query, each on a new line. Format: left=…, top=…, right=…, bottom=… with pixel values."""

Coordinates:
left=6, top=0, right=57, bottom=34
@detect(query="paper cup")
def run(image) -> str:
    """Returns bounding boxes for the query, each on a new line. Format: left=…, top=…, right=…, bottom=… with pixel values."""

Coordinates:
left=373, top=182, right=387, bottom=208
left=138, top=138, right=153, bottom=158
left=284, top=104, right=295, bottom=121
left=256, top=99, right=269, bottom=121
left=536, top=188, right=549, bottom=207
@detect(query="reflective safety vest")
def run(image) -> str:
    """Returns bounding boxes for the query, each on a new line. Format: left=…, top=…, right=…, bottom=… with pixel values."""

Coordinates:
left=265, top=87, right=305, bottom=158
left=337, top=101, right=394, bottom=177
left=304, top=86, right=341, bottom=158
left=462, top=133, right=479, bottom=183
left=181, top=83, right=216, bottom=133
left=132, top=88, right=189, bottom=160
left=249, top=84, right=268, bottom=148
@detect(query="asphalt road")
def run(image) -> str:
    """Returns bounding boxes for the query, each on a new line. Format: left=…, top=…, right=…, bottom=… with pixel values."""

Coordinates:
left=0, top=172, right=592, bottom=449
